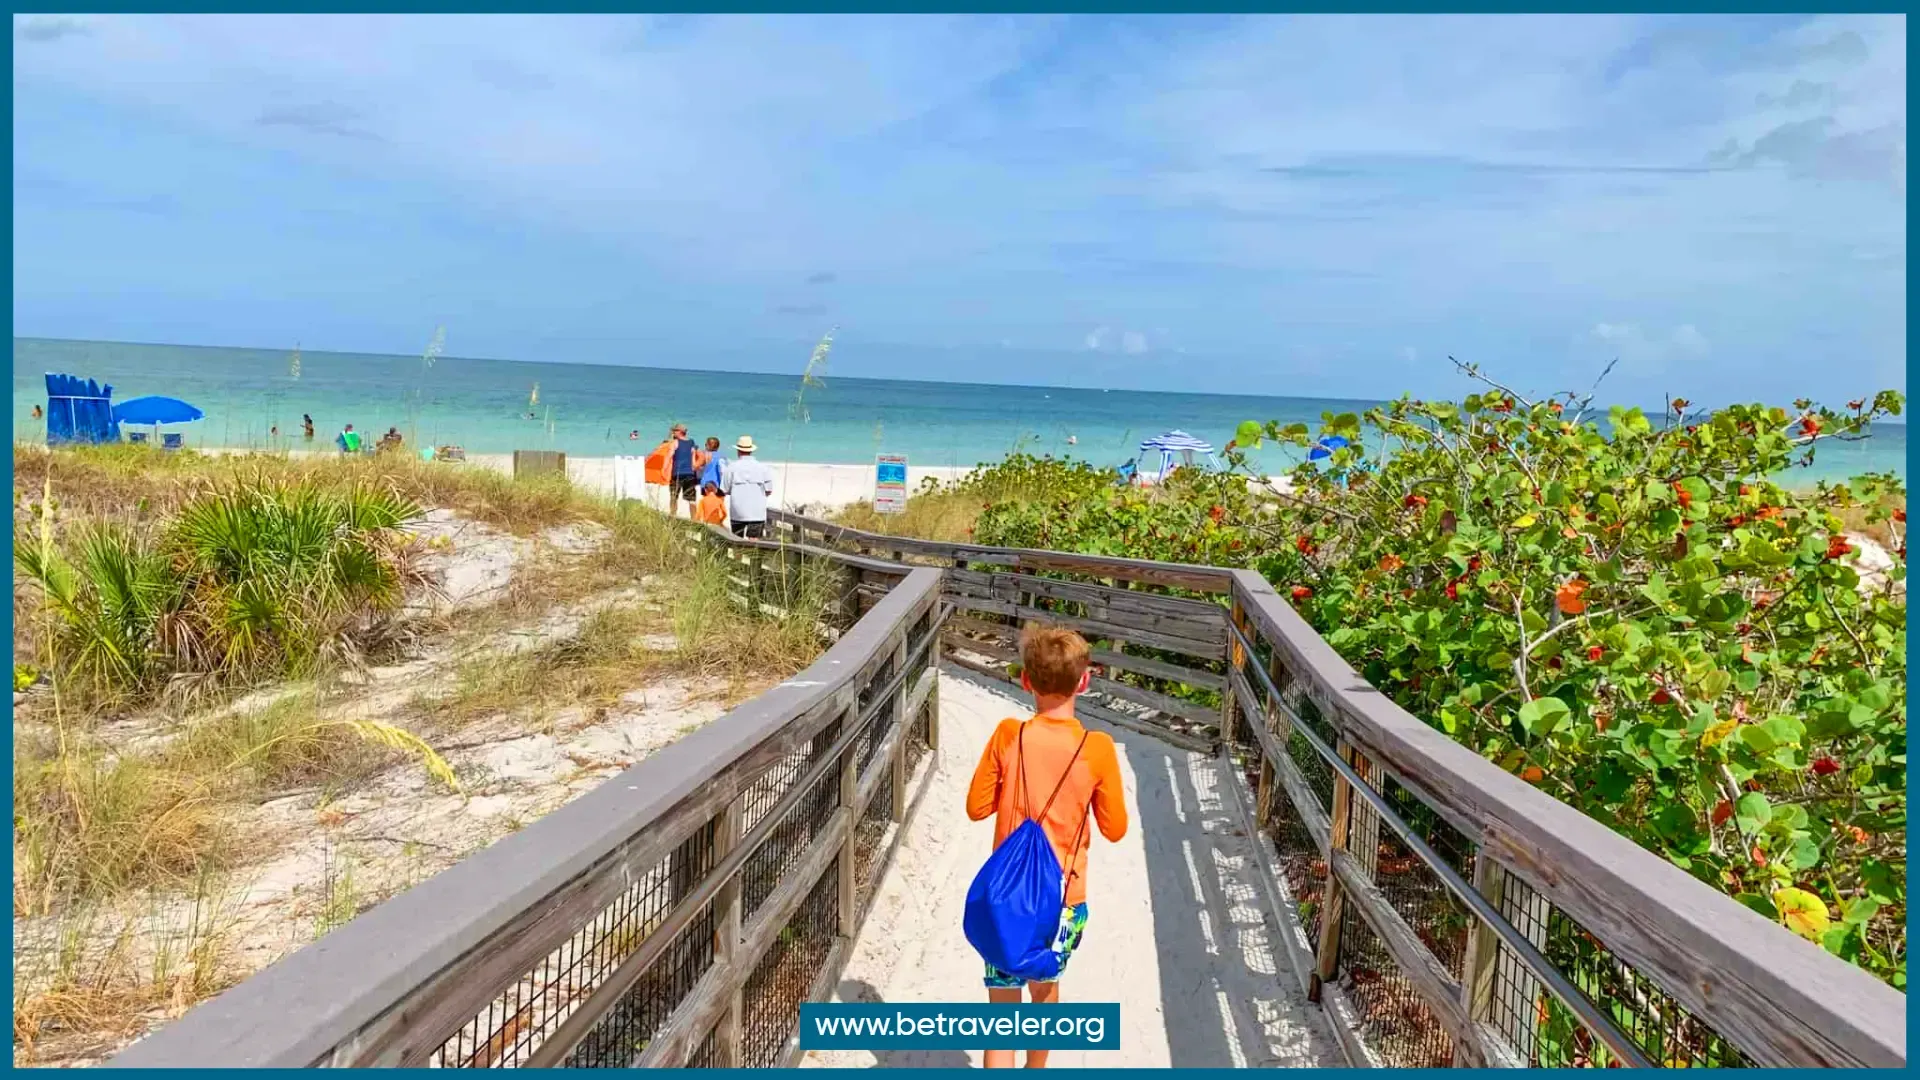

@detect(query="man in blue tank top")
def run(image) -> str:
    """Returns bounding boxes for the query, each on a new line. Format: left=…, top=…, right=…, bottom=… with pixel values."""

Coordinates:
left=668, top=423, right=698, bottom=517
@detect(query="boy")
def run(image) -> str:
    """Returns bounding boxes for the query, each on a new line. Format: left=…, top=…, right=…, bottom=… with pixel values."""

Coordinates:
left=696, top=482, right=727, bottom=526
left=966, top=624, right=1128, bottom=1070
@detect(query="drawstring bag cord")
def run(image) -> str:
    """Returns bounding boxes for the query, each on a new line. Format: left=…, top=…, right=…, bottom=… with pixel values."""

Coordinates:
left=1016, top=725, right=1092, bottom=906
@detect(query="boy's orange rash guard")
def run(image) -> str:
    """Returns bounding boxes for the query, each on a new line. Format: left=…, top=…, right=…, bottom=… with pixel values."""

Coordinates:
left=966, top=714, right=1127, bottom=908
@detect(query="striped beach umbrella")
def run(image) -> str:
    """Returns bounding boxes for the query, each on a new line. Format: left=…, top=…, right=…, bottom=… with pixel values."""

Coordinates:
left=1139, top=430, right=1220, bottom=479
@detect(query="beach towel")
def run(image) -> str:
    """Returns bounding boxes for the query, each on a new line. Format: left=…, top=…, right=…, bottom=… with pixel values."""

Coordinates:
left=963, top=727, right=1089, bottom=984
left=643, top=440, right=673, bottom=485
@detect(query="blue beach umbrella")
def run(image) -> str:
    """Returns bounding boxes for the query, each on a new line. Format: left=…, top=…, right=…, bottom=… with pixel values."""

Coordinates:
left=1307, top=434, right=1350, bottom=462
left=113, top=396, right=204, bottom=426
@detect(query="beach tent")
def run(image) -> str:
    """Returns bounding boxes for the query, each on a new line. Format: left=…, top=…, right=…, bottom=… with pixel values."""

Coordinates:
left=1139, top=430, right=1220, bottom=480
left=44, top=373, right=119, bottom=446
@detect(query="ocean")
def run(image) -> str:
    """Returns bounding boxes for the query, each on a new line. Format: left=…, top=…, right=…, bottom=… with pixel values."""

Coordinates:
left=12, top=337, right=1906, bottom=484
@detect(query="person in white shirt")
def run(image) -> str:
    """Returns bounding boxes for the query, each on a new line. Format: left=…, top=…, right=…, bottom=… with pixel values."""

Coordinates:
left=720, top=435, right=775, bottom=538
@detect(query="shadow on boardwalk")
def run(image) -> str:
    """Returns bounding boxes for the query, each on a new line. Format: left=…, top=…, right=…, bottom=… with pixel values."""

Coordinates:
left=802, top=668, right=1339, bottom=1069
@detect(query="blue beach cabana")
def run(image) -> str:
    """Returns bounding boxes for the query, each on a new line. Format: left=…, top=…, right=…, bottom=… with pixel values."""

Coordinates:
left=1140, top=430, right=1220, bottom=481
left=44, top=373, right=120, bottom=446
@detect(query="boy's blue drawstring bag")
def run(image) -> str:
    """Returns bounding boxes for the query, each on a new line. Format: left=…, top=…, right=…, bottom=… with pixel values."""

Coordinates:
left=964, top=727, right=1090, bottom=982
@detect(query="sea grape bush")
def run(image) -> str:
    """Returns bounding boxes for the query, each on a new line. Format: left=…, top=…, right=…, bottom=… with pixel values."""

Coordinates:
left=968, top=384, right=1907, bottom=988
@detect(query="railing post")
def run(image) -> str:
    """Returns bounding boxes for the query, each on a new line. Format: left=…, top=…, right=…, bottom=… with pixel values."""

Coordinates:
left=837, top=706, right=859, bottom=938
left=1224, top=599, right=1246, bottom=749
left=1461, top=858, right=1548, bottom=1065
left=714, top=798, right=745, bottom=1068
left=890, top=635, right=909, bottom=822
left=1310, top=739, right=1361, bottom=1001
left=1255, top=650, right=1287, bottom=824
left=927, top=625, right=942, bottom=753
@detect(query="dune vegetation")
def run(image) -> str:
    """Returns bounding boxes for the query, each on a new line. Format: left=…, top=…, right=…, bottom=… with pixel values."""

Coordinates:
left=11, top=444, right=828, bottom=1064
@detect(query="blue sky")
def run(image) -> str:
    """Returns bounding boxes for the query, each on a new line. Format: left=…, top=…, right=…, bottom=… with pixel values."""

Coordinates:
left=11, top=13, right=1908, bottom=404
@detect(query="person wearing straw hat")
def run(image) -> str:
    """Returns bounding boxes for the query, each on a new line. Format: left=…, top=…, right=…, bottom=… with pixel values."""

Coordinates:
left=720, top=435, right=774, bottom=538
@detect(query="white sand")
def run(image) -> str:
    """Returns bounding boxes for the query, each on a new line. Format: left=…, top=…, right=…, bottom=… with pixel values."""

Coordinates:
left=803, top=671, right=1339, bottom=1069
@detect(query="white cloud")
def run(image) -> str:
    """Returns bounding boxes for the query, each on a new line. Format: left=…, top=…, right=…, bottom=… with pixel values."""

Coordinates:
left=1084, top=325, right=1112, bottom=350
left=1590, top=321, right=1712, bottom=364
left=1671, top=324, right=1709, bottom=354
left=1121, top=330, right=1149, bottom=354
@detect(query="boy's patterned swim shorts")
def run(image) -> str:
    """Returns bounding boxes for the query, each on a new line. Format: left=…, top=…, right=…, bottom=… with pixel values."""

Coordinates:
left=984, top=903, right=1089, bottom=988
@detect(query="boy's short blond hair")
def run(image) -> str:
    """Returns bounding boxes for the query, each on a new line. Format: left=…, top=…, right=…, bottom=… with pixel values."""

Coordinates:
left=1019, top=623, right=1090, bottom=696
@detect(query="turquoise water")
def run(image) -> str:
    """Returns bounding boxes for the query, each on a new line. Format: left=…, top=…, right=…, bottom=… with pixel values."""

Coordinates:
left=12, top=337, right=1906, bottom=483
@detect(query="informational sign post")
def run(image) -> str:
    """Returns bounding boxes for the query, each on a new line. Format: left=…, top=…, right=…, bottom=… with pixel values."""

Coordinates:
left=874, top=454, right=909, bottom=514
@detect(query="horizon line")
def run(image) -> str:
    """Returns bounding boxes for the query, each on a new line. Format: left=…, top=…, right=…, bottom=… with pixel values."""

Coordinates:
left=12, top=334, right=1908, bottom=422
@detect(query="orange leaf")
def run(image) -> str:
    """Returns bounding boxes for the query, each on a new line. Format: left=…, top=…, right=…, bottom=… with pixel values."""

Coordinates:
left=1555, top=578, right=1589, bottom=615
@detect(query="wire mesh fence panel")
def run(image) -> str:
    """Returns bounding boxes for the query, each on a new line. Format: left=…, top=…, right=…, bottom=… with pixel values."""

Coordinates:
left=429, top=823, right=714, bottom=1068
left=1366, top=774, right=1475, bottom=980
left=742, top=751, right=807, bottom=835
left=904, top=693, right=932, bottom=777
left=1485, top=875, right=1752, bottom=1068
left=740, top=858, right=842, bottom=1068
left=1338, top=906, right=1457, bottom=1068
left=740, top=735, right=842, bottom=919
left=856, top=653, right=896, bottom=716
left=562, top=904, right=717, bottom=1067
left=1258, top=766, right=1327, bottom=945
left=854, top=768, right=895, bottom=909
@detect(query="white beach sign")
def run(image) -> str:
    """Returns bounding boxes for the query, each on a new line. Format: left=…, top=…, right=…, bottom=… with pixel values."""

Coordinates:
left=874, top=454, right=908, bottom=514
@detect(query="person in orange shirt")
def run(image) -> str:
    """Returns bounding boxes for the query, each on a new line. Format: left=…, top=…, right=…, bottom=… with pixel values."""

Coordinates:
left=696, top=482, right=727, bottom=526
left=966, top=624, right=1127, bottom=1069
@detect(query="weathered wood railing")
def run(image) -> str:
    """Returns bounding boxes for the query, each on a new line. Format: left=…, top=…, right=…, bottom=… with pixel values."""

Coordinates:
left=771, top=510, right=1907, bottom=1070
left=107, top=526, right=946, bottom=1069
left=771, top=510, right=1234, bottom=753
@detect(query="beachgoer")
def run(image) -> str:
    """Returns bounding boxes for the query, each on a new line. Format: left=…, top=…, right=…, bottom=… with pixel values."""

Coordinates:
left=698, top=436, right=729, bottom=492
left=967, top=624, right=1127, bottom=1070
left=379, top=427, right=403, bottom=453
left=629, top=430, right=640, bottom=441
left=696, top=482, right=727, bottom=526
left=32, top=405, right=43, bottom=420
left=720, top=435, right=774, bottom=539
left=303, top=414, right=315, bottom=440
left=668, top=424, right=699, bottom=517
left=336, top=424, right=362, bottom=454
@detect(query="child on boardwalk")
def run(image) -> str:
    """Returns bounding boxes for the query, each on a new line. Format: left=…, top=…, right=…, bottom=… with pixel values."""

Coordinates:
left=966, top=624, right=1128, bottom=1069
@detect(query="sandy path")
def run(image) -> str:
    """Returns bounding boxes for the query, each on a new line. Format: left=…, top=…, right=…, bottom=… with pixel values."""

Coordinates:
left=803, top=671, right=1340, bottom=1069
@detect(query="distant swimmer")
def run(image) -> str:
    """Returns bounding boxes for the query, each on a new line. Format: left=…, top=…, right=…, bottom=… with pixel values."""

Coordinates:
left=31, top=405, right=43, bottom=420
left=1067, top=434, right=1077, bottom=446
left=302, top=414, right=315, bottom=440
left=629, top=429, right=641, bottom=440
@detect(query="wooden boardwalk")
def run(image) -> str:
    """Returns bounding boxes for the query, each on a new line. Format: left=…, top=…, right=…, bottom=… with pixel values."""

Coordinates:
left=804, top=671, right=1342, bottom=1069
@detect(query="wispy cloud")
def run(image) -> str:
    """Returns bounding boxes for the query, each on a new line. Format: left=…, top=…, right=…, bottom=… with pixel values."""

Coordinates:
left=805, top=271, right=836, bottom=285
left=256, top=102, right=383, bottom=141
left=15, top=16, right=91, bottom=43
